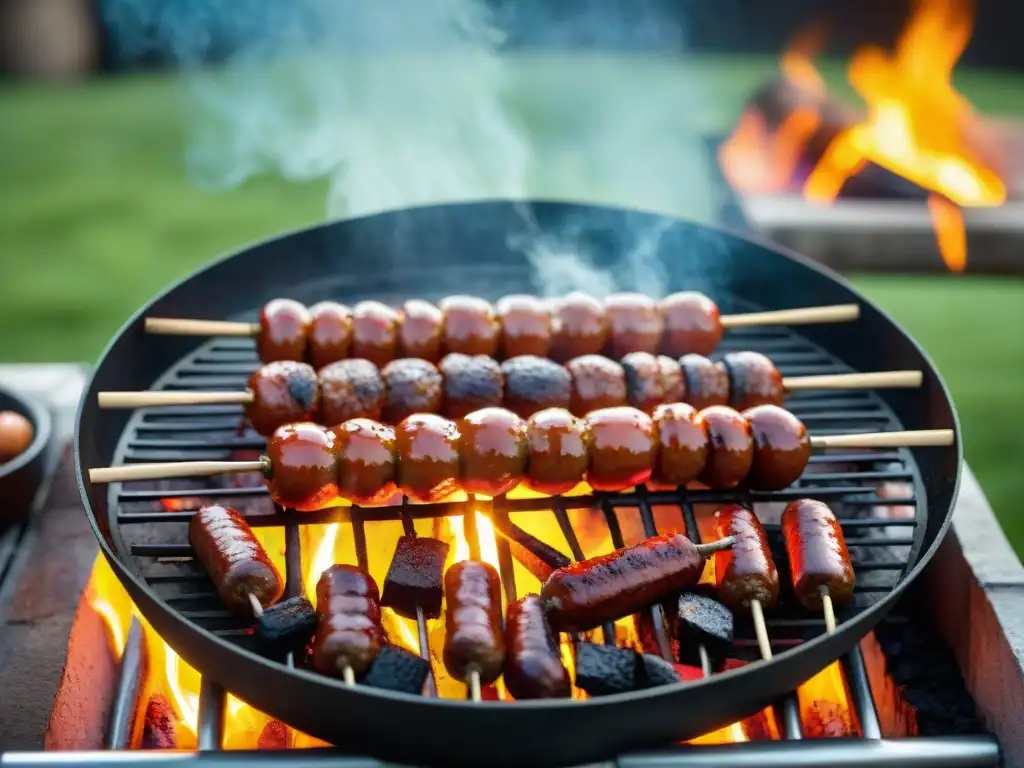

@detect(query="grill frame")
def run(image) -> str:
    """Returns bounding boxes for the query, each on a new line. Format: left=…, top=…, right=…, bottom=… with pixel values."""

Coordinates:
left=74, top=200, right=962, bottom=768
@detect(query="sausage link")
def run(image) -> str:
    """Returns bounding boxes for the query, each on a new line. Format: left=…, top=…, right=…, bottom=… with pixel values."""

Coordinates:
left=258, top=299, right=311, bottom=363
left=503, top=594, right=571, bottom=699
left=541, top=533, right=706, bottom=633
left=722, top=351, right=783, bottom=411
left=307, top=301, right=353, bottom=370
left=658, top=292, right=722, bottom=357
left=781, top=499, right=855, bottom=610
left=713, top=505, right=780, bottom=612
left=312, top=565, right=384, bottom=678
left=189, top=505, right=283, bottom=616
left=246, top=361, right=319, bottom=438
left=604, top=292, right=663, bottom=358
left=443, top=560, right=505, bottom=685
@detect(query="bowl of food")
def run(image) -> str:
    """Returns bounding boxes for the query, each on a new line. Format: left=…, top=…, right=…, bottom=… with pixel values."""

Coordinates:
left=0, top=383, right=53, bottom=529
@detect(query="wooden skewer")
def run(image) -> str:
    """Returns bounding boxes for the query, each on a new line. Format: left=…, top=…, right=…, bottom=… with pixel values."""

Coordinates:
left=144, top=303, right=861, bottom=339
left=696, top=644, right=713, bottom=677
left=467, top=667, right=483, bottom=703
left=86, top=428, right=954, bottom=486
left=820, top=588, right=837, bottom=634
left=749, top=598, right=773, bottom=661
left=96, top=369, right=924, bottom=411
left=247, top=593, right=265, bottom=618
left=342, top=665, right=357, bottom=686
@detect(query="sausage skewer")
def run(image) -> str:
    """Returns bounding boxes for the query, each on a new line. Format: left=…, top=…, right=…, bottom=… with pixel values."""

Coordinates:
left=144, top=293, right=860, bottom=366
left=87, top=404, right=956, bottom=508
left=311, top=563, right=386, bottom=686
left=97, top=351, right=923, bottom=436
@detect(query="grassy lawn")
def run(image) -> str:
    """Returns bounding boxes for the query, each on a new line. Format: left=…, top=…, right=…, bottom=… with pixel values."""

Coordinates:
left=1, top=55, right=1022, bottom=550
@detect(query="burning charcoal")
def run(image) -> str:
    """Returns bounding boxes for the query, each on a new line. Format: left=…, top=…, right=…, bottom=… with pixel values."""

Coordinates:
left=258, top=720, right=292, bottom=750
left=673, top=590, right=733, bottom=671
left=141, top=694, right=177, bottom=749
left=381, top=535, right=449, bottom=620
left=488, top=514, right=571, bottom=582
left=574, top=642, right=639, bottom=696
left=255, top=595, right=317, bottom=652
left=635, top=653, right=681, bottom=689
left=362, top=644, right=432, bottom=695
left=804, top=701, right=853, bottom=738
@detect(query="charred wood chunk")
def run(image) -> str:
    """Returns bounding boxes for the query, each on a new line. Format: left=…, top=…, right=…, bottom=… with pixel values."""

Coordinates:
left=255, top=595, right=317, bottom=652
left=574, top=642, right=639, bottom=696
left=636, top=653, right=681, bottom=689
left=258, top=720, right=292, bottom=750
left=673, top=590, right=733, bottom=672
left=141, top=694, right=177, bottom=749
left=381, top=535, right=449, bottom=620
left=489, top=514, right=571, bottom=582
left=362, top=644, right=432, bottom=695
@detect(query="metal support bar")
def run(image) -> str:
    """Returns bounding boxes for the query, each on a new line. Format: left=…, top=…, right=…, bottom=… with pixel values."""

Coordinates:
left=105, top=620, right=147, bottom=750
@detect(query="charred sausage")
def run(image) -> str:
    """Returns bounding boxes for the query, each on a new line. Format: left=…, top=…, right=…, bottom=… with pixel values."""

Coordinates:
left=334, top=418, right=398, bottom=505
left=397, top=299, right=444, bottom=362
left=621, top=352, right=683, bottom=413
left=658, top=292, right=723, bottom=357
left=318, top=359, right=385, bottom=425
left=189, top=505, right=284, bottom=616
left=265, top=422, right=340, bottom=511
left=258, top=299, right=311, bottom=363
left=650, top=402, right=708, bottom=486
left=541, top=533, right=708, bottom=633
left=394, top=413, right=461, bottom=503
left=585, top=406, right=656, bottom=491
left=246, top=361, right=319, bottom=437
left=307, top=301, right=353, bottom=370
left=678, top=354, right=730, bottom=410
left=380, top=358, right=444, bottom=423
left=500, top=355, right=571, bottom=418
left=440, top=296, right=501, bottom=357
left=312, top=565, right=384, bottom=679
left=604, top=292, right=664, bottom=358
left=781, top=499, right=855, bottom=610
left=523, top=408, right=591, bottom=496
left=566, top=355, right=627, bottom=415
left=745, top=404, right=810, bottom=490
left=443, top=560, right=505, bottom=685
left=503, top=594, right=571, bottom=699
left=713, top=505, right=780, bottom=612
left=438, top=353, right=505, bottom=419
left=458, top=407, right=527, bottom=497
left=696, top=406, right=754, bottom=489
left=351, top=301, right=400, bottom=367
left=496, top=295, right=552, bottom=358
left=550, top=292, right=609, bottom=361
left=722, top=351, right=783, bottom=411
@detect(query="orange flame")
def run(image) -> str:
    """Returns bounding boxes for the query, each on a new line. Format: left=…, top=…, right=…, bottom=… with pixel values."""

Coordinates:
left=797, top=662, right=859, bottom=738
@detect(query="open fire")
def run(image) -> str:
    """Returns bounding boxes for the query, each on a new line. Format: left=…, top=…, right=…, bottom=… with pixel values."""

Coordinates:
left=719, top=0, right=1006, bottom=272
left=87, top=486, right=858, bottom=750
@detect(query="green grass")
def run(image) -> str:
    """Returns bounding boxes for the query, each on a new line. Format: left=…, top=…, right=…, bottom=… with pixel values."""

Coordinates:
left=1, top=55, right=1022, bottom=550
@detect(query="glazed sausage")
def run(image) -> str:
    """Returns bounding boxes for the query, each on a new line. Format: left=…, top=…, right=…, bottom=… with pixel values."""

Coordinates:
left=541, top=533, right=708, bottom=633
left=458, top=407, right=527, bottom=497
left=318, top=359, right=385, bottom=425
left=312, top=565, right=384, bottom=678
left=394, top=413, right=461, bottom=503
left=500, top=355, right=571, bottom=418
left=307, top=301, right=353, bottom=370
left=696, top=406, right=754, bottom=489
left=585, top=406, right=656, bottom=491
left=440, top=296, right=501, bottom=357
left=380, top=358, right=444, bottom=423
left=334, top=418, right=398, bottom=505
left=497, top=295, right=552, bottom=358
left=745, top=404, right=810, bottom=490
left=658, top=292, right=723, bottom=357
left=0, top=410, right=33, bottom=462
left=621, top=352, right=683, bottom=413
left=722, top=351, right=783, bottom=411
left=397, top=299, right=444, bottom=362
left=523, top=408, right=590, bottom=496
left=781, top=499, right=855, bottom=610
left=351, top=301, right=400, bottom=367
left=604, top=292, right=663, bottom=358
left=265, top=422, right=340, bottom=511
left=678, top=355, right=729, bottom=410
left=258, top=299, right=311, bottom=363
left=188, top=505, right=284, bottom=616
left=246, top=361, right=319, bottom=438
left=550, top=292, right=609, bottom=361
left=713, top=505, right=780, bottom=612
left=443, top=560, right=505, bottom=685
left=438, top=353, right=505, bottom=419
left=650, top=403, right=708, bottom=486
left=503, top=594, right=571, bottom=699
left=566, top=355, right=627, bottom=415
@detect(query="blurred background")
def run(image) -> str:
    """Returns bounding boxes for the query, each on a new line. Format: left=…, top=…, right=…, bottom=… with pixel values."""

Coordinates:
left=0, top=0, right=1021, bottom=549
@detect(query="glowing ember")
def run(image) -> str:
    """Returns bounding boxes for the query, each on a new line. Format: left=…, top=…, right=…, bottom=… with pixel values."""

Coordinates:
left=797, top=662, right=859, bottom=738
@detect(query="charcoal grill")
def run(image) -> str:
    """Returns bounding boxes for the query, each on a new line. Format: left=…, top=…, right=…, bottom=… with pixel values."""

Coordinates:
left=74, top=200, right=961, bottom=768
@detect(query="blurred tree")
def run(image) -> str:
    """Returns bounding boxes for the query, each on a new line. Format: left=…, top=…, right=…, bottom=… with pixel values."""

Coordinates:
left=0, top=0, right=100, bottom=79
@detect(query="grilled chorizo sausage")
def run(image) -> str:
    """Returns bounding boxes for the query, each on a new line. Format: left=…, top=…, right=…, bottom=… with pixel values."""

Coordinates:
left=678, top=354, right=730, bottom=410
left=566, top=355, right=627, bottom=415
left=541, top=533, right=708, bottom=633
left=496, top=295, right=552, bottom=358
left=440, top=296, right=501, bottom=357
left=458, top=407, right=527, bottom=497
left=394, top=413, right=461, bottom=503
left=550, top=292, right=609, bottom=361
left=696, top=406, right=754, bottom=489
left=312, top=565, right=384, bottom=678
left=503, top=594, right=571, bottom=699
left=334, top=418, right=398, bottom=505
left=523, top=408, right=591, bottom=496
left=650, top=402, right=708, bottom=486
left=745, top=404, right=810, bottom=490
left=188, top=505, right=283, bottom=616
left=307, top=301, right=353, bottom=370
left=604, top=292, right=664, bottom=358
left=258, top=299, right=311, bottom=363
left=781, top=499, right=855, bottom=610
left=351, top=301, right=400, bottom=367
left=722, top=351, right=783, bottom=411
left=265, top=422, right=340, bottom=511
left=246, top=361, right=319, bottom=437
left=585, top=406, right=656, bottom=491
left=500, top=355, right=571, bottom=418
left=318, top=359, right=386, bottom=425
left=658, top=292, right=723, bottom=357
left=380, top=358, right=444, bottom=423
left=397, top=299, right=444, bottom=362
left=443, top=560, right=505, bottom=685
left=713, top=505, right=780, bottom=612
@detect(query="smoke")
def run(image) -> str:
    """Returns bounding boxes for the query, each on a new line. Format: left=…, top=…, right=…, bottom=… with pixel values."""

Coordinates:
left=102, top=0, right=714, bottom=298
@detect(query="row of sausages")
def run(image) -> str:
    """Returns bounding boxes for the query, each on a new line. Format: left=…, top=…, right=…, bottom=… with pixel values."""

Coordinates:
left=244, top=349, right=781, bottom=437
left=189, top=498, right=854, bottom=698
left=262, top=402, right=810, bottom=512
left=255, top=291, right=725, bottom=368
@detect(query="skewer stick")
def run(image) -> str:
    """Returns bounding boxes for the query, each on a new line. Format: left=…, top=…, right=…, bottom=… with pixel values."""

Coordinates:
left=720, top=303, right=859, bottom=328
left=467, top=667, right=482, bottom=703
left=820, top=588, right=837, bottom=634
left=247, top=593, right=264, bottom=618
left=98, top=391, right=254, bottom=408
left=342, top=665, right=356, bottom=686
left=809, top=429, right=953, bottom=449
left=695, top=537, right=735, bottom=556
left=145, top=318, right=259, bottom=336
left=782, top=370, right=922, bottom=391
left=697, top=644, right=712, bottom=677
left=750, top=599, right=773, bottom=661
